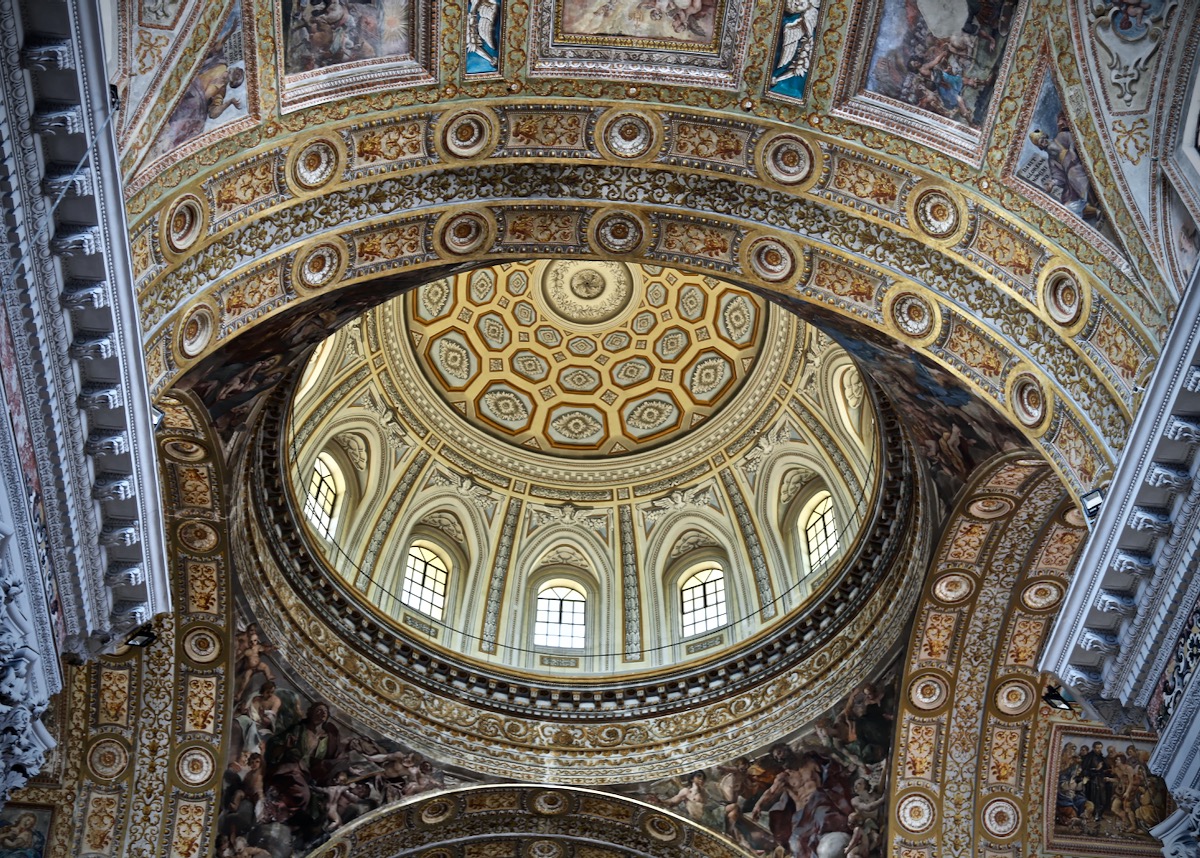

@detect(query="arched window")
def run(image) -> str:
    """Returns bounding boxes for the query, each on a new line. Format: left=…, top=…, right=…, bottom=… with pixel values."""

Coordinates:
left=804, top=492, right=839, bottom=571
left=534, top=584, right=586, bottom=648
left=401, top=543, right=449, bottom=621
left=680, top=564, right=727, bottom=637
left=303, top=453, right=340, bottom=539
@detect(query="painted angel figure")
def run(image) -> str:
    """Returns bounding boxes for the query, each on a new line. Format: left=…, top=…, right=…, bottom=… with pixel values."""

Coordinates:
left=772, top=0, right=821, bottom=87
left=466, top=0, right=500, bottom=73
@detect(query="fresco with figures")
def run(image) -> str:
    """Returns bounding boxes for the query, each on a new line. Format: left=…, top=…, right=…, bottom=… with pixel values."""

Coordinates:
left=222, top=612, right=486, bottom=857
left=1167, top=187, right=1199, bottom=285
left=558, top=0, right=718, bottom=45
left=225, top=590, right=899, bottom=857
left=466, top=0, right=502, bottom=74
left=769, top=0, right=822, bottom=102
left=0, top=806, right=52, bottom=858
left=612, top=666, right=898, bottom=858
left=1014, top=73, right=1117, bottom=243
left=865, top=0, right=1018, bottom=128
left=282, top=0, right=412, bottom=73
left=1047, top=724, right=1173, bottom=855
left=147, top=3, right=248, bottom=162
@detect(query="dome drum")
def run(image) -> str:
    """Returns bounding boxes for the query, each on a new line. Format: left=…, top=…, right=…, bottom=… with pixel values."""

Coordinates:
left=250, top=375, right=918, bottom=722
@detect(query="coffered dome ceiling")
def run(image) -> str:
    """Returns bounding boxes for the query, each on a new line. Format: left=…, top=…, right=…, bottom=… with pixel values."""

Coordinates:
left=408, top=260, right=765, bottom=456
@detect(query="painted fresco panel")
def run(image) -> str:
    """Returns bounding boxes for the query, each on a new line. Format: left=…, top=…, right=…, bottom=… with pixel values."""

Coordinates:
left=865, top=0, right=1018, bottom=129
left=769, top=1, right=821, bottom=102
left=1167, top=185, right=1199, bottom=285
left=558, top=0, right=719, bottom=46
left=0, top=805, right=53, bottom=858
left=466, top=0, right=503, bottom=74
left=1045, top=724, right=1173, bottom=855
left=611, top=666, right=898, bottom=858
left=148, top=4, right=249, bottom=162
left=282, top=0, right=412, bottom=73
left=1014, top=74, right=1116, bottom=241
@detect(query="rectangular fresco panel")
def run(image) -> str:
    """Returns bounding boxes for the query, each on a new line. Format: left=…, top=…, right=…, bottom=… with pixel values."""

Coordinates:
left=1046, top=724, right=1173, bottom=856
left=148, top=3, right=248, bottom=162
left=769, top=0, right=821, bottom=102
left=1168, top=185, right=1199, bottom=285
left=466, top=0, right=502, bottom=74
left=865, top=0, right=1017, bottom=128
left=0, top=805, right=53, bottom=858
left=282, top=0, right=412, bottom=73
left=558, top=0, right=719, bottom=46
left=1014, top=74, right=1117, bottom=242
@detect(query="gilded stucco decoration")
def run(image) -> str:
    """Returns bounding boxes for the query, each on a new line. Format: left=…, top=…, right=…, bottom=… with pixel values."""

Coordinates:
left=888, top=452, right=1091, bottom=858
left=405, top=261, right=766, bottom=456
left=25, top=0, right=1200, bottom=855
left=126, top=90, right=1156, bottom=496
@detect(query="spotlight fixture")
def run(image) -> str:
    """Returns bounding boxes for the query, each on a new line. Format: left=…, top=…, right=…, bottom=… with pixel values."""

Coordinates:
left=125, top=623, right=156, bottom=648
left=1042, top=684, right=1074, bottom=711
left=1081, top=488, right=1105, bottom=519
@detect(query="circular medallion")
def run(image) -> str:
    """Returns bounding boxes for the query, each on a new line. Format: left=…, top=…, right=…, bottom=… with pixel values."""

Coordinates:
left=1011, top=373, right=1047, bottom=429
left=443, top=110, right=495, bottom=159
left=968, top=497, right=1013, bottom=520
left=747, top=237, right=797, bottom=283
left=530, top=790, right=571, bottom=816
left=178, top=304, right=215, bottom=360
left=1021, top=580, right=1063, bottom=611
left=178, top=520, right=218, bottom=553
left=913, top=188, right=961, bottom=238
left=892, top=292, right=935, bottom=338
left=89, top=738, right=129, bottom=780
left=163, top=440, right=208, bottom=462
left=540, top=261, right=635, bottom=328
left=165, top=194, right=205, bottom=253
left=982, top=796, right=1020, bottom=838
left=908, top=673, right=949, bottom=711
left=176, top=746, right=216, bottom=787
left=994, top=679, right=1035, bottom=716
left=420, top=850, right=453, bottom=858
left=897, top=794, right=935, bottom=834
left=524, top=841, right=564, bottom=858
left=1044, top=269, right=1083, bottom=327
left=1064, top=507, right=1086, bottom=528
left=182, top=627, right=222, bottom=664
left=292, top=139, right=339, bottom=191
left=297, top=243, right=344, bottom=290
left=601, top=112, right=656, bottom=159
left=441, top=212, right=491, bottom=255
left=593, top=211, right=644, bottom=254
left=641, top=814, right=681, bottom=842
left=933, top=572, right=974, bottom=604
left=761, top=133, right=815, bottom=185
left=419, top=797, right=458, bottom=825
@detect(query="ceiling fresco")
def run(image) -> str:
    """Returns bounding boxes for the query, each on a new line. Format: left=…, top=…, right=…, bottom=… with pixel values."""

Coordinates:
left=19, top=0, right=1200, bottom=857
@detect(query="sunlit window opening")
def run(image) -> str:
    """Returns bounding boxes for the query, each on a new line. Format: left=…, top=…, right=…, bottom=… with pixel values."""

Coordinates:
left=805, top=493, right=839, bottom=571
left=302, top=455, right=338, bottom=538
left=680, top=565, right=727, bottom=637
left=534, top=585, right=586, bottom=648
left=401, top=544, right=449, bottom=620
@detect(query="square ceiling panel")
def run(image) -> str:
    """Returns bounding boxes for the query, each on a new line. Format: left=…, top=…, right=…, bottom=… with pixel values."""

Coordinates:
left=528, top=0, right=753, bottom=89
left=275, top=0, right=438, bottom=111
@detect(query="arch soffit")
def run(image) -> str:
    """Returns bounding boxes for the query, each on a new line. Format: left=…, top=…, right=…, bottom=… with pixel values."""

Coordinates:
left=141, top=127, right=1140, bottom=499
